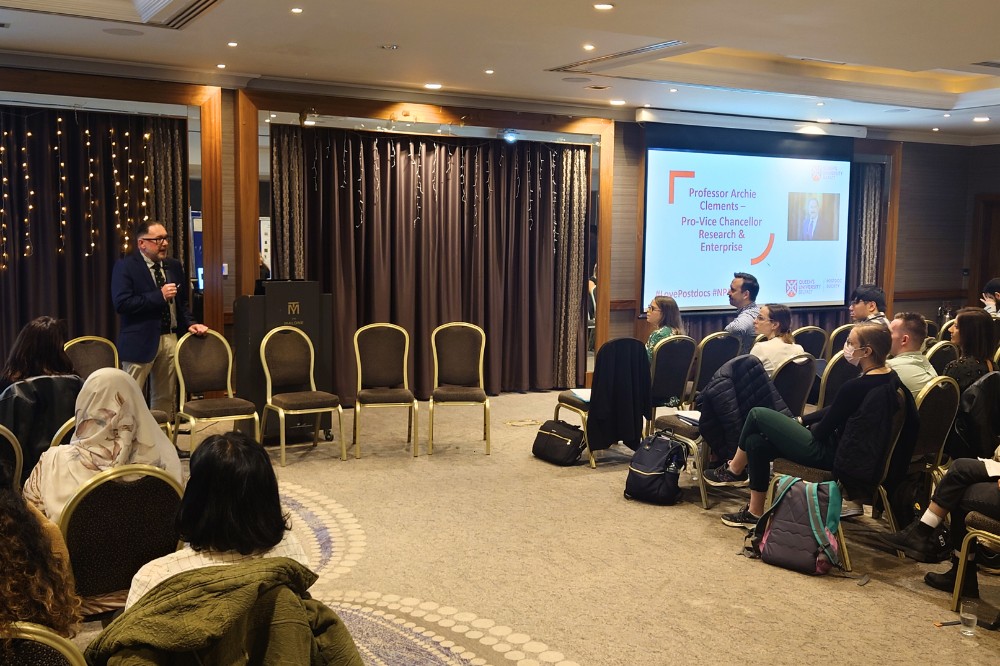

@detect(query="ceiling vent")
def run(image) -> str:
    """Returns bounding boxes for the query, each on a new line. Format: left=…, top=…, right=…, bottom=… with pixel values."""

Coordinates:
left=0, top=0, right=221, bottom=29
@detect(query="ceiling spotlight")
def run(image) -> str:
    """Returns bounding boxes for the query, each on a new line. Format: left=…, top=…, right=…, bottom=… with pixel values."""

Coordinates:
left=485, top=69, right=494, bottom=75
left=583, top=43, right=595, bottom=51
left=216, top=63, right=226, bottom=69
left=299, top=108, right=318, bottom=127
left=932, top=127, right=940, bottom=132
left=610, top=99, right=626, bottom=106
left=499, top=129, right=519, bottom=144
left=291, top=7, right=303, bottom=13
left=816, top=102, right=825, bottom=107
left=594, top=3, right=615, bottom=9
left=974, top=116, right=991, bottom=122
left=944, top=113, right=951, bottom=117
left=381, top=44, right=399, bottom=50
left=227, top=41, right=238, bottom=47
left=424, top=82, right=442, bottom=90
left=669, top=88, right=678, bottom=93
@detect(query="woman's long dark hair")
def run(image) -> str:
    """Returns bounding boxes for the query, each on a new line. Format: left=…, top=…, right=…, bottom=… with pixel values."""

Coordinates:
left=1, top=316, right=74, bottom=384
left=177, top=431, right=290, bottom=554
left=954, top=307, right=994, bottom=364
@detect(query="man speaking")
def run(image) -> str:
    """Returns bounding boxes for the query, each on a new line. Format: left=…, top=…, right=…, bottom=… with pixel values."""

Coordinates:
left=112, top=221, right=208, bottom=416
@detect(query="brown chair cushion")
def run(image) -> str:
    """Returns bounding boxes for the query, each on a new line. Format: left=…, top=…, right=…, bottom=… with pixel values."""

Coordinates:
left=967, top=511, right=1000, bottom=535
left=557, top=390, right=590, bottom=412
left=357, top=388, right=414, bottom=405
left=772, top=458, right=835, bottom=483
left=182, top=397, right=257, bottom=418
left=433, top=386, right=487, bottom=403
left=270, top=391, right=340, bottom=410
left=654, top=414, right=700, bottom=440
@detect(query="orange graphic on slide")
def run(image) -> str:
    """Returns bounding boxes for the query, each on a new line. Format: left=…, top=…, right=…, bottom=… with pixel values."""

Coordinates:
left=668, top=170, right=695, bottom=204
left=750, top=233, right=774, bottom=265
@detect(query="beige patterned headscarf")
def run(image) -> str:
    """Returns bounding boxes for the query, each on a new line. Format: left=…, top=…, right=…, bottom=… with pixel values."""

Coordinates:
left=24, top=367, right=183, bottom=524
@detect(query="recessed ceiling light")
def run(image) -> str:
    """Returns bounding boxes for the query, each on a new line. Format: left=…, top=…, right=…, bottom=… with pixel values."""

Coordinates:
left=816, top=102, right=825, bottom=107
left=943, top=113, right=951, bottom=118
left=817, top=118, right=831, bottom=123
left=669, top=88, right=678, bottom=93
left=227, top=41, right=238, bottom=47
left=264, top=119, right=270, bottom=123
left=303, top=119, right=316, bottom=126
left=381, top=44, right=399, bottom=50
left=974, top=116, right=990, bottom=122
left=583, top=44, right=595, bottom=51
left=610, top=99, right=626, bottom=106
left=643, top=104, right=650, bottom=108
left=424, top=83, right=442, bottom=90
left=291, top=7, right=303, bottom=13
left=594, top=3, right=615, bottom=9
left=485, top=69, right=494, bottom=75
left=270, top=113, right=277, bottom=118
left=217, top=64, right=226, bottom=69
left=932, top=127, right=939, bottom=132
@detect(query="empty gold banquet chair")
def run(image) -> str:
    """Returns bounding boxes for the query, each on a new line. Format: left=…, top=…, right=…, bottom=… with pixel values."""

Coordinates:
left=353, top=323, right=419, bottom=458
left=428, top=322, right=490, bottom=455
left=63, top=335, right=118, bottom=380
left=260, top=325, right=345, bottom=465
left=791, top=326, right=828, bottom=360
left=173, top=329, right=259, bottom=454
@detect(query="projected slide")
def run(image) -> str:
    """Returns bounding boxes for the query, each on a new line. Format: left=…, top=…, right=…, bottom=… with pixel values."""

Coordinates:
left=643, top=149, right=851, bottom=311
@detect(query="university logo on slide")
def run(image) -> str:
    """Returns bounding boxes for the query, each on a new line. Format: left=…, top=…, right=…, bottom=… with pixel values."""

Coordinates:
left=785, top=280, right=798, bottom=298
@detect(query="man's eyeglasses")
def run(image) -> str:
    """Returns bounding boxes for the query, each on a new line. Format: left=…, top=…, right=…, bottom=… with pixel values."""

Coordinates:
left=140, top=236, right=169, bottom=245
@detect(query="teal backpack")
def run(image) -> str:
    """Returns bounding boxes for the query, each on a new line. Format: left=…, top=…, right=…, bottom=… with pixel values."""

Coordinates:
left=749, top=475, right=843, bottom=575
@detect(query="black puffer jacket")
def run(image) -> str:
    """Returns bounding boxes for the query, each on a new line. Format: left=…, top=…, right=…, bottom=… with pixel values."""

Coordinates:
left=696, top=355, right=790, bottom=460
left=951, top=371, right=1000, bottom=459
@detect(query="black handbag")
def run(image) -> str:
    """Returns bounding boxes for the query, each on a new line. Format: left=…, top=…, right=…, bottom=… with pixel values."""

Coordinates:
left=532, top=419, right=586, bottom=465
left=623, top=429, right=686, bottom=505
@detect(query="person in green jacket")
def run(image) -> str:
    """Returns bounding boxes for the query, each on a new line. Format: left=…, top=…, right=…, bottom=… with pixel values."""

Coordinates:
left=645, top=295, right=685, bottom=361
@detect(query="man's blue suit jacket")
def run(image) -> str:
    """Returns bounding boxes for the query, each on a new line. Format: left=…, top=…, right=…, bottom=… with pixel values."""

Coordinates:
left=111, top=251, right=195, bottom=364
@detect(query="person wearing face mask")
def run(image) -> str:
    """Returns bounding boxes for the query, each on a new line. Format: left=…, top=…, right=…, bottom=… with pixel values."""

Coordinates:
left=705, top=323, right=916, bottom=528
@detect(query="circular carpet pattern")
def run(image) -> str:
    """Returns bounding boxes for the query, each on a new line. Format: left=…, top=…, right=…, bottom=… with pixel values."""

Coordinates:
left=280, top=481, right=366, bottom=579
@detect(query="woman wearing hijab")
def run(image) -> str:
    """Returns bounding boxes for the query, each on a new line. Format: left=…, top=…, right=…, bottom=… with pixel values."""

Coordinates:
left=23, top=367, right=182, bottom=525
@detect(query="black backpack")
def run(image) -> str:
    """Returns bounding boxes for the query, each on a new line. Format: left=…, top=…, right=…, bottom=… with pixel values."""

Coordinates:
left=623, top=429, right=687, bottom=505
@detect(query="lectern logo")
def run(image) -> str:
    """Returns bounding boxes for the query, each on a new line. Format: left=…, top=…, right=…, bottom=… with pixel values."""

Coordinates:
left=288, top=301, right=300, bottom=315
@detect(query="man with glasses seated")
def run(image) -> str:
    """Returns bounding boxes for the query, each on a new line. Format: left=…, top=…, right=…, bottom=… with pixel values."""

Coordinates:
left=112, top=220, right=208, bottom=418
left=849, top=284, right=889, bottom=327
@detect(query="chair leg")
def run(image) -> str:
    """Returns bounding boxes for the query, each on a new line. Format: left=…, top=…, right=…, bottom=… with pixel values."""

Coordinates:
left=484, top=400, right=491, bottom=455
left=260, top=408, right=269, bottom=446
left=312, top=413, right=322, bottom=447
left=428, top=399, right=435, bottom=456
left=836, top=522, right=853, bottom=572
left=581, top=415, right=596, bottom=469
left=278, top=411, right=287, bottom=467
left=337, top=406, right=346, bottom=461
left=354, top=404, right=361, bottom=459
left=412, top=402, right=419, bottom=457
left=953, top=532, right=979, bottom=612
left=696, top=440, right=710, bottom=510
left=407, top=406, right=413, bottom=444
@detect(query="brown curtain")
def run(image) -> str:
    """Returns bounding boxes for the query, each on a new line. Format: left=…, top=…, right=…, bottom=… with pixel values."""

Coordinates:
left=0, top=105, right=188, bottom=356
left=270, top=126, right=591, bottom=401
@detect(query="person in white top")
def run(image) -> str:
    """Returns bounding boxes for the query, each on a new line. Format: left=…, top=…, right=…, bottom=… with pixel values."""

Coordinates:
left=126, top=431, right=308, bottom=609
left=748, top=303, right=805, bottom=376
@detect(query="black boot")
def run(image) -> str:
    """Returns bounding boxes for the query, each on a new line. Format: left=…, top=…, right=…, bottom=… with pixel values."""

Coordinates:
left=878, top=519, right=938, bottom=562
left=924, top=556, right=980, bottom=599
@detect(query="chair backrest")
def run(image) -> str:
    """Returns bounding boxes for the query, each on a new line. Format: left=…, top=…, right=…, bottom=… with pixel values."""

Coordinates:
left=912, top=376, right=961, bottom=464
left=876, top=388, right=911, bottom=490
left=827, top=324, right=853, bottom=359
left=817, top=351, right=860, bottom=408
left=938, top=318, right=955, bottom=342
left=432, top=322, right=485, bottom=389
left=924, top=319, right=940, bottom=340
left=791, top=326, right=828, bottom=359
left=59, top=464, right=182, bottom=598
left=772, top=353, right=817, bottom=417
left=0, top=424, right=22, bottom=488
left=175, top=329, right=235, bottom=400
left=650, top=335, right=697, bottom=407
left=260, top=326, right=316, bottom=400
left=49, top=417, right=76, bottom=449
left=691, top=332, right=741, bottom=398
left=992, top=315, right=1000, bottom=350
left=1, top=622, right=87, bottom=666
left=0, top=375, right=83, bottom=485
left=355, top=323, right=409, bottom=390
left=753, top=333, right=767, bottom=345
left=925, top=340, right=959, bottom=375
left=63, top=336, right=118, bottom=380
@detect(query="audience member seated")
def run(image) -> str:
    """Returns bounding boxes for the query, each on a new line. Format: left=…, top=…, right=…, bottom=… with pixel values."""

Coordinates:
left=84, top=431, right=363, bottom=664
left=849, top=284, right=889, bottom=326
left=748, top=303, right=805, bottom=376
left=879, top=457, right=1000, bottom=599
left=0, top=316, right=83, bottom=483
left=0, top=316, right=76, bottom=394
left=979, top=276, right=1000, bottom=314
left=644, top=295, right=684, bottom=361
left=724, top=272, right=760, bottom=354
left=705, top=323, right=916, bottom=527
left=886, top=312, right=938, bottom=396
left=0, top=462, right=81, bottom=660
left=23, top=367, right=182, bottom=525
left=942, top=306, right=995, bottom=393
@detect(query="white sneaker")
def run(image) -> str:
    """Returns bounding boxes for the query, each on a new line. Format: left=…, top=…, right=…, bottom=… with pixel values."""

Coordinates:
left=840, top=500, right=864, bottom=519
